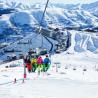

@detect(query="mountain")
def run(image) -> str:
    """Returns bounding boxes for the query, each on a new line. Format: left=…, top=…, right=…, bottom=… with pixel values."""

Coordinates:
left=0, top=1, right=98, bottom=61
left=0, top=1, right=98, bottom=28
left=81, top=1, right=98, bottom=11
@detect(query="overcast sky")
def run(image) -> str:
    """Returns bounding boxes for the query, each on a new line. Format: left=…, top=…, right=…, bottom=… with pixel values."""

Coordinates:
left=1, top=0, right=98, bottom=4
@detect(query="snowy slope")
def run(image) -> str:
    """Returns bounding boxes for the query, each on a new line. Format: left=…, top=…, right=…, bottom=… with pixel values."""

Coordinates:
left=0, top=52, right=98, bottom=98
left=1, top=1, right=98, bottom=98
left=67, top=30, right=98, bottom=53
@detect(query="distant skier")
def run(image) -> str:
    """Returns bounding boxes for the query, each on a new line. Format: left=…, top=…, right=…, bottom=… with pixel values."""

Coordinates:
left=43, top=54, right=51, bottom=72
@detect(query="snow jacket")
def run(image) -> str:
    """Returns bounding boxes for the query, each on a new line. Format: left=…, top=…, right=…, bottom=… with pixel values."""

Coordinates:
left=37, top=57, right=43, bottom=65
left=31, top=58, right=37, bottom=64
left=26, top=63, right=32, bottom=70
left=43, top=57, right=51, bottom=65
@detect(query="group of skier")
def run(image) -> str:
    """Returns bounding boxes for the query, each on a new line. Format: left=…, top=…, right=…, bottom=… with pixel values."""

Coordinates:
left=24, top=52, right=51, bottom=74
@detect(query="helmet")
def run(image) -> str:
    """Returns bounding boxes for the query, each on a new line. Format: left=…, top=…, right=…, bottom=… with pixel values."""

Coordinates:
left=46, top=54, right=48, bottom=57
left=38, top=56, right=41, bottom=58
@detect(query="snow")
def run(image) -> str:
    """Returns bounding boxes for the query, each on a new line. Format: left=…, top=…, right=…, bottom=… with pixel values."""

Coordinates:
left=0, top=1, right=98, bottom=98
left=0, top=1, right=98, bottom=55
left=10, top=11, right=36, bottom=26
left=1, top=1, right=98, bottom=29
left=1, top=77, right=98, bottom=98
left=0, top=52, right=98, bottom=98
left=0, top=20, right=10, bottom=28
left=66, top=30, right=98, bottom=54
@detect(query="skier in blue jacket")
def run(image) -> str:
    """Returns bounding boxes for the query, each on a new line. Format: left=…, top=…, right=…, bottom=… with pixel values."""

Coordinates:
left=43, top=54, right=51, bottom=72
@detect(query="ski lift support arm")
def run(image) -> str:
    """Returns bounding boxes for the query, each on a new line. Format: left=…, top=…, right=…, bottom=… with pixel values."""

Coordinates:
left=38, top=0, right=53, bottom=52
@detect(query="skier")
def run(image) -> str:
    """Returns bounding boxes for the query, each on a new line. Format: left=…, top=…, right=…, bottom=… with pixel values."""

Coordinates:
left=31, top=56, right=38, bottom=72
left=37, top=56, right=43, bottom=75
left=43, top=54, right=51, bottom=72
left=25, top=56, right=32, bottom=73
left=28, top=48, right=35, bottom=57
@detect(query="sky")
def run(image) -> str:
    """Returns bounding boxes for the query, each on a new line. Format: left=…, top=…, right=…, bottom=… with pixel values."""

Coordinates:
left=1, top=0, right=98, bottom=4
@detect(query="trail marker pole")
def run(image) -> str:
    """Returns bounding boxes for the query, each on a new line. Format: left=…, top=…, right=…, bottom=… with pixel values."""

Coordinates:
left=24, top=63, right=27, bottom=79
left=54, top=62, right=60, bottom=72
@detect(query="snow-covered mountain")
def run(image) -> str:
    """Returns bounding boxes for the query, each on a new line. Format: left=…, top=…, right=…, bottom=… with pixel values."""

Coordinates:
left=0, top=1, right=98, bottom=28
left=68, top=30, right=98, bottom=54
left=0, top=1, right=98, bottom=61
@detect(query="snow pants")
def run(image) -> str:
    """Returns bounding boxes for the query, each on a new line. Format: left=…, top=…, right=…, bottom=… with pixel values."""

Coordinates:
left=26, top=63, right=32, bottom=73
left=32, top=63, right=37, bottom=72
left=43, top=64, right=50, bottom=72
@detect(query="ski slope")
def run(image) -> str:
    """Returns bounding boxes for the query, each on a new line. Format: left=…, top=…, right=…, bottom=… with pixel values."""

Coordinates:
left=0, top=52, right=98, bottom=98
left=0, top=1, right=98, bottom=97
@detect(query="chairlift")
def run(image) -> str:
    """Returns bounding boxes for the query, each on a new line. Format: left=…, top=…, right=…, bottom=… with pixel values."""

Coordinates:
left=40, top=48, right=47, bottom=55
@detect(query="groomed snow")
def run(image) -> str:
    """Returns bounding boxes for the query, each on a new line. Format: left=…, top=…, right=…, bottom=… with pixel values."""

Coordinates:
left=0, top=52, right=98, bottom=98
